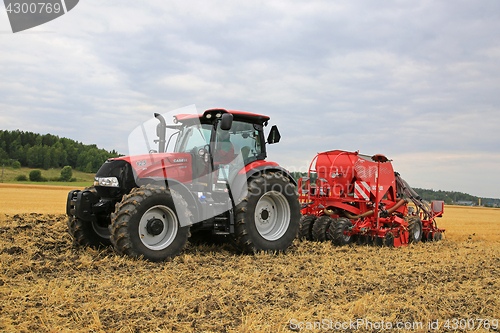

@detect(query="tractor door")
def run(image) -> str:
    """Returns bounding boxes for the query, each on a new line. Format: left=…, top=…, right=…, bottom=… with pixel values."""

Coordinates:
left=214, top=120, right=264, bottom=165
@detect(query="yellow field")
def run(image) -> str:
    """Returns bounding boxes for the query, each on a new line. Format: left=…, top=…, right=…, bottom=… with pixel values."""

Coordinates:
left=0, top=183, right=84, bottom=215
left=2, top=184, right=499, bottom=241
left=0, top=184, right=499, bottom=332
left=437, top=205, right=500, bottom=242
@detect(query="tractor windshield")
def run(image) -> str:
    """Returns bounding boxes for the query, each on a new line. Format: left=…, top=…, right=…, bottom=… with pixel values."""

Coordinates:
left=174, top=123, right=212, bottom=153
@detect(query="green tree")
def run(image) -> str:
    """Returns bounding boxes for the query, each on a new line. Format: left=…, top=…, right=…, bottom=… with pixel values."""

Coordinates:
left=0, top=148, right=9, bottom=164
left=12, top=161, right=21, bottom=169
left=84, top=161, right=93, bottom=173
left=16, top=174, right=28, bottom=181
left=60, top=166, right=73, bottom=182
left=29, top=169, right=42, bottom=181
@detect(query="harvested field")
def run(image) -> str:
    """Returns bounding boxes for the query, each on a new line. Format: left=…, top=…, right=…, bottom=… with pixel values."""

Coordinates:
left=0, top=185, right=500, bottom=332
left=0, top=184, right=84, bottom=215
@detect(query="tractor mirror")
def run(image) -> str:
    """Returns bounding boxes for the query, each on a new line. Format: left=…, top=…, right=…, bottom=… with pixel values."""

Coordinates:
left=220, top=113, right=233, bottom=130
left=267, top=125, right=281, bottom=144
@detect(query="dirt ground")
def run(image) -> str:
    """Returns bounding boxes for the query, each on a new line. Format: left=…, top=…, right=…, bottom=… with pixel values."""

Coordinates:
left=1, top=209, right=499, bottom=332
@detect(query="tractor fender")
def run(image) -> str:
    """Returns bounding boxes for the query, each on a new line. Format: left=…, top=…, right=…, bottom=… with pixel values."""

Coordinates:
left=136, top=177, right=201, bottom=226
left=231, top=164, right=298, bottom=205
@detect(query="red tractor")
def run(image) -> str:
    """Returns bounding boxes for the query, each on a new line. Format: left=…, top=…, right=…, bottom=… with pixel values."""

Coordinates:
left=67, top=109, right=300, bottom=261
left=298, top=150, right=444, bottom=246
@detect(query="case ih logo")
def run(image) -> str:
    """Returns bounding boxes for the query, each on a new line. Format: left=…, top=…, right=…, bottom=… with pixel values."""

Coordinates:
left=3, top=0, right=79, bottom=33
left=173, top=158, right=188, bottom=163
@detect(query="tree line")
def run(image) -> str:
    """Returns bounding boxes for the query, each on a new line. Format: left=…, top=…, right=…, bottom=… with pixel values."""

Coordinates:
left=0, top=130, right=121, bottom=173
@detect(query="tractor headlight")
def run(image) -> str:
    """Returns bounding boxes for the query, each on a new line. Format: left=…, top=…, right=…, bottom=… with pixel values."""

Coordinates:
left=94, top=177, right=119, bottom=187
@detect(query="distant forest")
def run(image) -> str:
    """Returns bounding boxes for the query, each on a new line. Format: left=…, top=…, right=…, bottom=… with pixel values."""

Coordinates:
left=291, top=172, right=499, bottom=207
left=0, top=130, right=121, bottom=173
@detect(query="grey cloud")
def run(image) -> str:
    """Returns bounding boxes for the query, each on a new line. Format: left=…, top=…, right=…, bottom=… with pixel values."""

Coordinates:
left=0, top=0, right=499, bottom=197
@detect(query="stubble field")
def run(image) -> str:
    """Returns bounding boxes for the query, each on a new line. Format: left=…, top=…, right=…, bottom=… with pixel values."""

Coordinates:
left=1, top=184, right=500, bottom=332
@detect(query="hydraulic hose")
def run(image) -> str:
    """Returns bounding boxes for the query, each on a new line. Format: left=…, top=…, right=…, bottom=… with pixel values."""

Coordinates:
left=335, top=198, right=406, bottom=220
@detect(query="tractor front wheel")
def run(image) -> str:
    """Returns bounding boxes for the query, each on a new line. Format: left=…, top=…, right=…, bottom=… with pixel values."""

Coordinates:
left=67, top=186, right=111, bottom=248
left=67, top=216, right=111, bottom=248
left=232, top=172, right=300, bottom=253
left=109, top=185, right=191, bottom=261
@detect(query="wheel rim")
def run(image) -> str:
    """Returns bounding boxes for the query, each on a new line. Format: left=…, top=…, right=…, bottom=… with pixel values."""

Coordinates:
left=138, top=205, right=178, bottom=250
left=254, top=191, right=291, bottom=241
left=341, top=226, right=351, bottom=243
left=413, top=224, right=421, bottom=240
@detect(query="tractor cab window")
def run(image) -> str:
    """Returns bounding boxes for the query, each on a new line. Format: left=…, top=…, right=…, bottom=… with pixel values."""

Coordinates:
left=174, top=124, right=212, bottom=153
left=216, top=120, right=263, bottom=164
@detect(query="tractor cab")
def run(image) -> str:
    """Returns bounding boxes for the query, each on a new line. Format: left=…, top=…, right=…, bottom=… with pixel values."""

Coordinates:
left=153, top=109, right=280, bottom=191
left=170, top=110, right=267, bottom=175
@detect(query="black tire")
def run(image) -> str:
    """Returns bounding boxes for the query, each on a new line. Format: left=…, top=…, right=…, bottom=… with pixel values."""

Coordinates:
left=231, top=172, right=300, bottom=253
left=433, top=231, right=442, bottom=241
left=109, top=185, right=191, bottom=261
left=383, top=232, right=395, bottom=247
left=312, top=215, right=334, bottom=242
left=298, top=215, right=316, bottom=241
left=67, top=186, right=111, bottom=248
left=356, top=234, right=369, bottom=245
left=67, top=216, right=111, bottom=247
left=365, top=235, right=376, bottom=246
left=328, top=217, right=353, bottom=246
left=407, top=216, right=423, bottom=244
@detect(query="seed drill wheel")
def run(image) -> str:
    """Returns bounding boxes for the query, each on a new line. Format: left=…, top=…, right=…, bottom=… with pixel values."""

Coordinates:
left=356, top=234, right=369, bottom=245
left=67, top=187, right=111, bottom=248
left=406, top=216, right=423, bottom=243
left=383, top=232, right=395, bottom=247
left=110, top=185, right=191, bottom=261
left=374, top=236, right=384, bottom=247
left=433, top=231, right=443, bottom=241
left=312, top=215, right=334, bottom=242
left=328, top=217, right=353, bottom=246
left=231, top=172, right=300, bottom=253
left=298, top=215, right=316, bottom=241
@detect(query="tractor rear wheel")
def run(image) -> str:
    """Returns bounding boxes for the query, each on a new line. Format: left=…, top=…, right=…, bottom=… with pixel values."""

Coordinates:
left=312, top=215, right=334, bottom=242
left=329, top=217, right=353, bottom=246
left=67, top=216, right=111, bottom=248
left=407, top=216, right=423, bottom=243
left=110, top=185, right=191, bottom=261
left=232, top=172, right=300, bottom=253
left=298, top=215, right=316, bottom=241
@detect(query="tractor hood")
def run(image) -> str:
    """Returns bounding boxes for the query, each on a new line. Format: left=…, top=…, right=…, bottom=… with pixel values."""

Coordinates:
left=109, top=153, right=193, bottom=183
left=93, top=153, right=193, bottom=199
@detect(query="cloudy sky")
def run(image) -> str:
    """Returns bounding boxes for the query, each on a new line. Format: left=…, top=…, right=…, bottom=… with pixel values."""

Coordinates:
left=1, top=0, right=499, bottom=198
